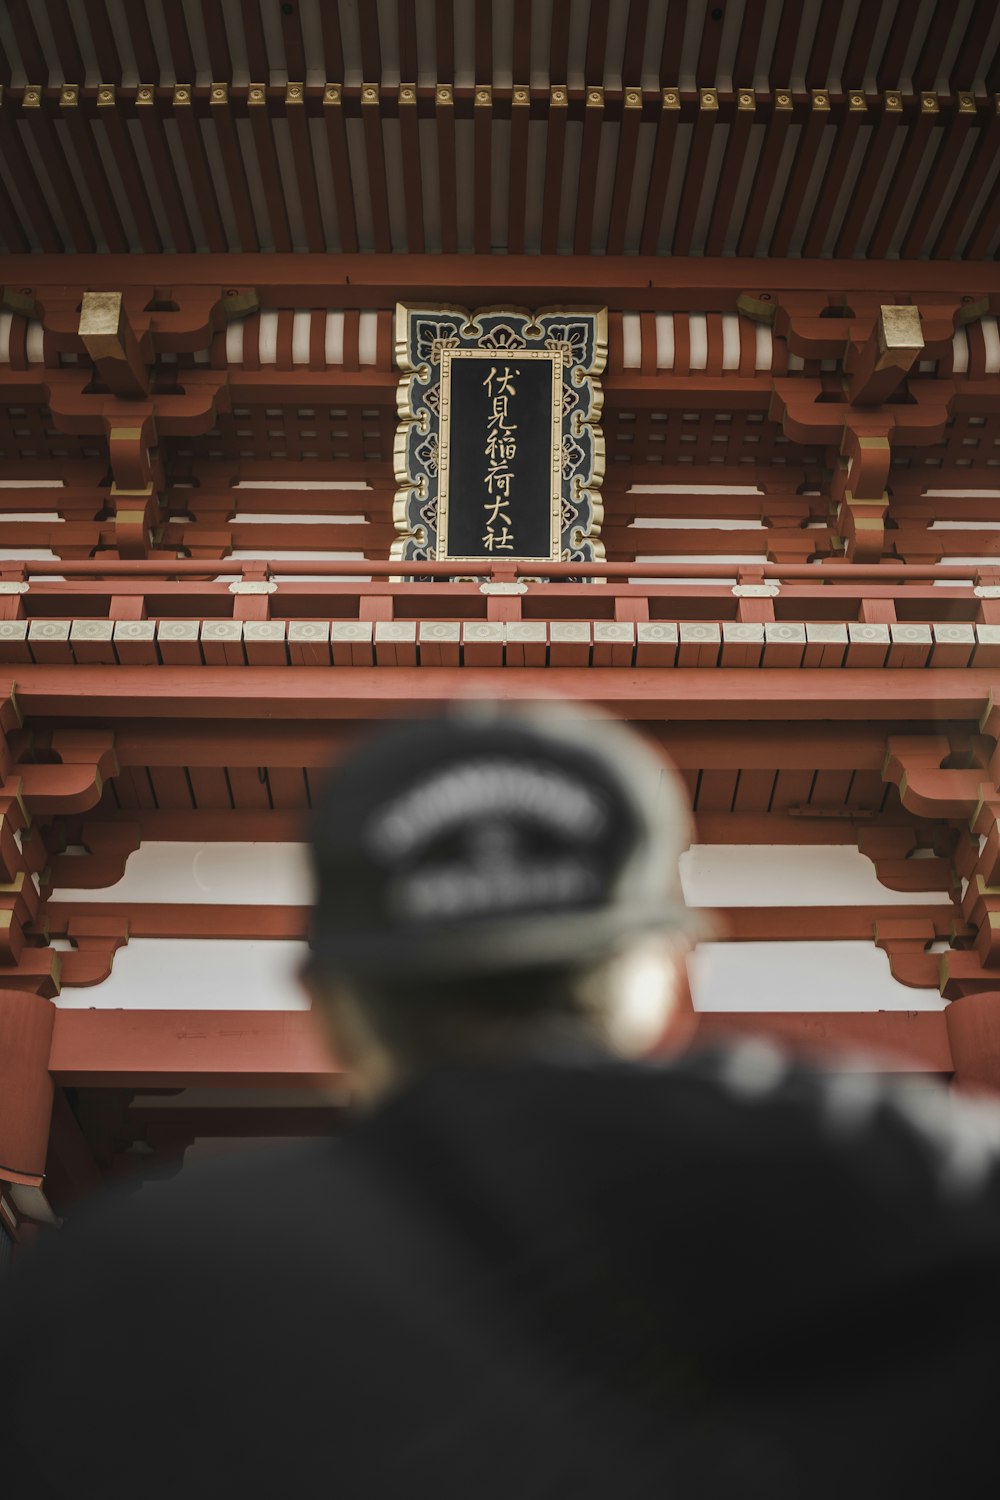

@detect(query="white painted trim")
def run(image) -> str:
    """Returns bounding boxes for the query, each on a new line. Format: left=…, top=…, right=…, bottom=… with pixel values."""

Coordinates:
left=689, top=941, right=946, bottom=1012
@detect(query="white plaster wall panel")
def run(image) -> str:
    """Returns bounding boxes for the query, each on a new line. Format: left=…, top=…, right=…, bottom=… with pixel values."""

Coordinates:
left=679, top=844, right=947, bottom=907
left=225, top=319, right=245, bottom=362
left=53, top=841, right=314, bottom=905
left=952, top=327, right=970, bottom=372
left=621, top=313, right=642, bottom=368
left=25, top=320, right=45, bottom=362
left=689, top=941, right=946, bottom=1012
left=52, top=938, right=310, bottom=1011
left=655, top=314, right=674, bottom=368
left=688, top=314, right=709, bottom=369
left=55, top=842, right=946, bottom=911
left=256, top=310, right=279, bottom=363
left=721, top=314, right=742, bottom=370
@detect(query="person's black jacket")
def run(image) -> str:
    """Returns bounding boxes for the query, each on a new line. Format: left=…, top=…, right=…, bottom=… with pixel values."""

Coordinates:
left=3, top=1046, right=1000, bottom=1498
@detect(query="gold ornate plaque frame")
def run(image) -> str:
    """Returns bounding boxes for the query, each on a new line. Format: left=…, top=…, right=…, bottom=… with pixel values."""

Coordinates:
left=392, top=304, right=607, bottom=567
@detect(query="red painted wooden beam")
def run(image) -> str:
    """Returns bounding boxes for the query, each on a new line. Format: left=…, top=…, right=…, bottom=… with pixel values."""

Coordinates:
left=8, top=255, right=1000, bottom=308
left=40, top=902, right=958, bottom=947
left=48, top=1009, right=342, bottom=1088
left=696, top=1012, right=953, bottom=1073
left=7, top=666, right=998, bottom=722
left=47, top=1008, right=952, bottom=1088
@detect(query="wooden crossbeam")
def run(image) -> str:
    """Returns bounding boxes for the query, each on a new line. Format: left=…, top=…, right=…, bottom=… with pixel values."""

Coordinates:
left=46, top=1008, right=953, bottom=1088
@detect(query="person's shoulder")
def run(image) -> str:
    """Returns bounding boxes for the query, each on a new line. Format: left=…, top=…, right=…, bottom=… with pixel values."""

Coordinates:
left=509, top=1041, right=1000, bottom=1204
left=4, top=1135, right=351, bottom=1294
left=663, top=1040, right=1000, bottom=1225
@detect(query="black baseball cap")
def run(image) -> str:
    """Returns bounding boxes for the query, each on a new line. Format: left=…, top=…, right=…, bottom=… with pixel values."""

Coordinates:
left=307, top=702, right=694, bottom=980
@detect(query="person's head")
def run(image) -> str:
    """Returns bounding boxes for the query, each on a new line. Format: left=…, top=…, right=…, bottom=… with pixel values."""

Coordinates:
left=301, top=703, right=696, bottom=1102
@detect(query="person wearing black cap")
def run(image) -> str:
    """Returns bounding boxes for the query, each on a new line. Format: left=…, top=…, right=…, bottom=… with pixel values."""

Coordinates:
left=4, top=703, right=1000, bottom=1499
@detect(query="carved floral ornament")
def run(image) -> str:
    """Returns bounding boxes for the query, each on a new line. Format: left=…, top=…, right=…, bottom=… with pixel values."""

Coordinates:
left=392, top=304, right=607, bottom=567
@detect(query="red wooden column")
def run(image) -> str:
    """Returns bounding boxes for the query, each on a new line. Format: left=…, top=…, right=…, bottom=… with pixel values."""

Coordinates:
left=0, top=990, right=55, bottom=1188
left=945, top=993, right=1000, bottom=1094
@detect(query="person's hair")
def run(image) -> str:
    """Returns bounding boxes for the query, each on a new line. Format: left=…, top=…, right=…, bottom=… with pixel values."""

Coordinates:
left=310, top=960, right=615, bottom=1067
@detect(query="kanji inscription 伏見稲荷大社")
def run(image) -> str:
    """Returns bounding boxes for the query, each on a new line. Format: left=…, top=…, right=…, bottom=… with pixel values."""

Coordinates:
left=393, top=305, right=607, bottom=568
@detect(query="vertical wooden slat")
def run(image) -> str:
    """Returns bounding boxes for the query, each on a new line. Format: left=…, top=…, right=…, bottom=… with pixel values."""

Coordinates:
left=281, top=5, right=307, bottom=79
left=507, top=83, right=530, bottom=253
left=736, top=90, right=793, bottom=256
left=901, top=95, right=976, bottom=258
left=274, top=309, right=294, bottom=369
left=397, top=84, right=424, bottom=252
left=841, top=3, right=882, bottom=88
left=511, top=0, right=532, bottom=82
left=605, top=85, right=643, bottom=255
left=769, top=0, right=805, bottom=83
left=659, top=2, right=686, bottom=82
left=241, top=0, right=270, bottom=78
left=801, top=90, right=865, bottom=258
left=172, top=85, right=228, bottom=252
left=673, top=87, right=718, bottom=256
left=622, top=0, right=651, bottom=81
left=867, top=95, right=937, bottom=258
left=835, top=93, right=903, bottom=256
left=769, top=90, right=830, bottom=257
left=164, top=6, right=197, bottom=82
left=912, top=6, right=960, bottom=91
left=0, top=153, right=29, bottom=251
left=322, top=84, right=358, bottom=252
left=96, top=84, right=162, bottom=251
left=358, top=1, right=383, bottom=80
left=6, top=2, right=47, bottom=81
left=284, top=84, right=324, bottom=253
left=573, top=85, right=604, bottom=254
left=0, top=104, right=61, bottom=249
left=540, top=84, right=568, bottom=253
left=549, top=0, right=571, bottom=82
left=398, top=0, right=419, bottom=81
left=241, top=312, right=261, bottom=369
left=126, top=4, right=160, bottom=81
left=134, top=86, right=196, bottom=254
left=475, top=0, right=493, bottom=82
left=436, top=0, right=455, bottom=81
left=247, top=83, right=292, bottom=252
left=803, top=0, right=842, bottom=87
left=320, top=5, right=345, bottom=77
left=732, top=0, right=766, bottom=85
left=933, top=101, right=1000, bottom=258
left=209, top=84, right=259, bottom=252
left=964, top=142, right=1000, bottom=258
left=360, top=84, right=392, bottom=252
left=986, top=43, right=1000, bottom=95
left=584, top=0, right=610, bottom=85
left=638, top=313, right=656, bottom=376
left=473, top=85, right=492, bottom=253
left=952, top=0, right=997, bottom=89
left=22, top=101, right=95, bottom=250
left=705, top=86, right=756, bottom=256
left=695, top=4, right=725, bottom=84
left=436, top=82, right=458, bottom=252
left=45, top=1, right=87, bottom=82
left=875, top=4, right=915, bottom=90
left=638, top=87, right=680, bottom=254
left=200, top=0, right=233, bottom=79
left=81, top=0, right=121, bottom=79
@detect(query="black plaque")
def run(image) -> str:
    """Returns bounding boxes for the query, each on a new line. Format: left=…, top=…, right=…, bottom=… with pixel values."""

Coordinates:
left=441, top=352, right=558, bottom=561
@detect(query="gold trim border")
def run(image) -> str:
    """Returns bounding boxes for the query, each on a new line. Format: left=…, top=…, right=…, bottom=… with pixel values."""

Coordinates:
left=392, top=303, right=608, bottom=568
